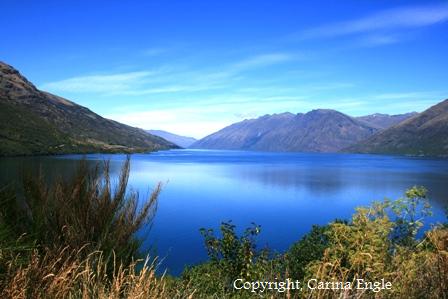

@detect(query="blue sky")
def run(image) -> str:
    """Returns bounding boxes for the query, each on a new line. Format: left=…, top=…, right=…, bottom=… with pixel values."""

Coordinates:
left=1, top=0, right=447, bottom=138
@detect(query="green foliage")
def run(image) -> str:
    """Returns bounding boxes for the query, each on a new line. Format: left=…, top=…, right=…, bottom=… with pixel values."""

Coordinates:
left=200, top=221, right=268, bottom=280
left=285, top=225, right=329, bottom=280
left=390, top=186, right=432, bottom=247
left=180, top=262, right=230, bottom=298
left=179, top=222, right=276, bottom=297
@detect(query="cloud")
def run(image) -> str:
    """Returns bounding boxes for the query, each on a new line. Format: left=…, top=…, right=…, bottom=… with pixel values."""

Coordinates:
left=103, top=87, right=446, bottom=138
left=40, top=69, right=232, bottom=96
left=141, top=48, right=167, bottom=57
left=300, top=4, right=448, bottom=39
left=40, top=71, right=155, bottom=93
left=357, top=34, right=399, bottom=47
left=231, top=53, right=293, bottom=71
left=40, top=52, right=294, bottom=96
left=372, top=91, right=444, bottom=100
left=323, top=91, right=447, bottom=116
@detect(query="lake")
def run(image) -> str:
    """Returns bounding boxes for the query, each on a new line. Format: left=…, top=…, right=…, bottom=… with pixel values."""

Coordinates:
left=1, top=149, right=447, bottom=275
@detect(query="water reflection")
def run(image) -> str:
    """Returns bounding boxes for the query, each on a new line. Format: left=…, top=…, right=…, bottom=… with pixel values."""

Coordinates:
left=232, top=166, right=447, bottom=208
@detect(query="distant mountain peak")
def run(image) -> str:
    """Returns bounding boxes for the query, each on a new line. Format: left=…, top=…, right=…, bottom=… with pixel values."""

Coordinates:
left=308, top=108, right=338, bottom=114
left=275, top=112, right=295, bottom=116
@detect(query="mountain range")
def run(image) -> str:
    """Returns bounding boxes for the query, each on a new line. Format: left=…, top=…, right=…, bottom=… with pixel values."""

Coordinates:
left=192, top=102, right=448, bottom=156
left=191, top=109, right=419, bottom=153
left=0, top=61, right=177, bottom=156
left=146, top=130, right=197, bottom=148
left=1, top=62, right=447, bottom=157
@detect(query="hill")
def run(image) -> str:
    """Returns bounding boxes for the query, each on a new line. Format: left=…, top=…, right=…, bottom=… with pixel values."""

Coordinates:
left=348, top=99, right=448, bottom=156
left=191, top=109, right=379, bottom=152
left=0, top=61, right=177, bottom=156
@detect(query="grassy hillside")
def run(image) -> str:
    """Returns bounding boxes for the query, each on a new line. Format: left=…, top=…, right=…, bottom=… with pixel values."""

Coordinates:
left=348, top=99, right=448, bottom=157
left=0, top=61, right=177, bottom=156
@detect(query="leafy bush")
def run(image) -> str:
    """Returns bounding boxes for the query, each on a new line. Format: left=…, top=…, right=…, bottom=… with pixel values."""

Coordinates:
left=389, top=186, right=432, bottom=247
left=200, top=221, right=268, bottom=279
left=285, top=224, right=329, bottom=280
left=180, top=221, right=275, bottom=297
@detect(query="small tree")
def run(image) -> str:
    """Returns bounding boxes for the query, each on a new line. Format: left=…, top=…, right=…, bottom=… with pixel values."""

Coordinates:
left=390, top=186, right=432, bottom=247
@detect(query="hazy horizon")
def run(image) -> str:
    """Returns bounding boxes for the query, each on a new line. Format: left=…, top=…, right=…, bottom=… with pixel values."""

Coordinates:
left=1, top=0, right=447, bottom=138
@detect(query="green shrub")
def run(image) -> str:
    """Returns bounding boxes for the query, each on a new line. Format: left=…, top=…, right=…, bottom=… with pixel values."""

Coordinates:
left=285, top=224, right=329, bottom=280
left=389, top=186, right=432, bottom=247
left=200, top=221, right=269, bottom=280
left=179, top=222, right=275, bottom=297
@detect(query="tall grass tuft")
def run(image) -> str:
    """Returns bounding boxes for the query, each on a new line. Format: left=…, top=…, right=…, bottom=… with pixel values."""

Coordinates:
left=1, top=156, right=161, bottom=269
left=1, top=246, right=171, bottom=299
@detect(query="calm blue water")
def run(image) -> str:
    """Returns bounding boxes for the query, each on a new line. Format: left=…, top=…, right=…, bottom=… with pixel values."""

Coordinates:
left=1, top=149, right=447, bottom=275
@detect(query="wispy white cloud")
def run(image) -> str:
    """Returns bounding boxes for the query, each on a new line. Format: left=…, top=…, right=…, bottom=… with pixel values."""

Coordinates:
left=357, top=34, right=399, bottom=47
left=300, top=4, right=448, bottom=39
left=141, top=47, right=167, bottom=57
left=104, top=87, right=446, bottom=138
left=40, top=71, right=156, bottom=93
left=372, top=91, right=444, bottom=100
left=323, top=91, right=446, bottom=116
left=231, top=53, right=293, bottom=71
left=40, top=52, right=294, bottom=96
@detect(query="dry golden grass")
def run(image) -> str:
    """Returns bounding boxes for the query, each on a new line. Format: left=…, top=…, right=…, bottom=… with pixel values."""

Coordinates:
left=0, top=246, right=181, bottom=299
left=301, top=200, right=448, bottom=299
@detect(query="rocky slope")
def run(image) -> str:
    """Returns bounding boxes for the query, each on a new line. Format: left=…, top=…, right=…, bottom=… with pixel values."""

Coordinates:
left=0, top=61, right=177, bottom=156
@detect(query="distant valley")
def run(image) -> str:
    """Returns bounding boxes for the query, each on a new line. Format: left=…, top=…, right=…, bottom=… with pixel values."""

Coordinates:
left=147, top=130, right=197, bottom=148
